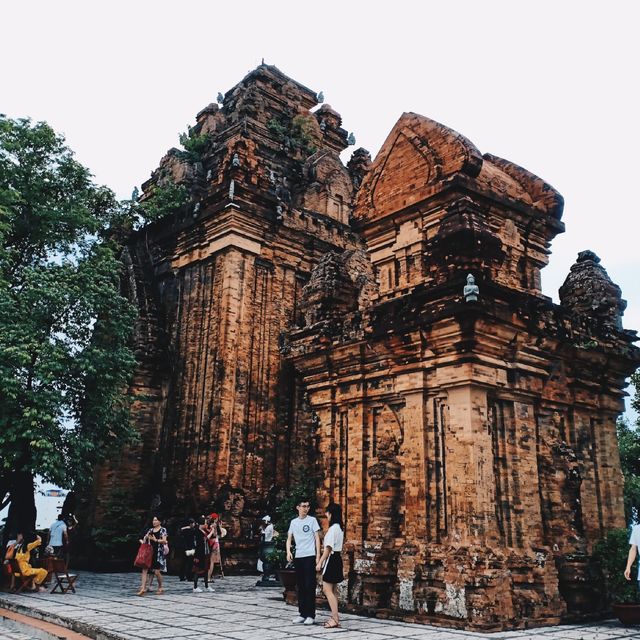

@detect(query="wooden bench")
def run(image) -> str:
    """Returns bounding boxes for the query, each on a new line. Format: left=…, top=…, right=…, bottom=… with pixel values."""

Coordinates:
left=8, top=559, right=35, bottom=593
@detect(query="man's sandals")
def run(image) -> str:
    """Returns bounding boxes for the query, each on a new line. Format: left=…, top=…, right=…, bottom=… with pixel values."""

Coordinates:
left=323, top=618, right=341, bottom=628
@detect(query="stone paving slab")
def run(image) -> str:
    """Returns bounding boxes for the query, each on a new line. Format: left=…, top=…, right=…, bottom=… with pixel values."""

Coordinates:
left=0, top=572, right=638, bottom=640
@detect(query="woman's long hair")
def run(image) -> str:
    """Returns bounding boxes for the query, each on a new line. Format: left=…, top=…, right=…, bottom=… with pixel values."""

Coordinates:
left=326, top=503, right=343, bottom=529
left=20, top=531, right=36, bottom=553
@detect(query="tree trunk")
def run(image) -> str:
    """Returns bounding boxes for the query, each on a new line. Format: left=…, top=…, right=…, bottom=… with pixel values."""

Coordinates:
left=4, top=470, right=37, bottom=540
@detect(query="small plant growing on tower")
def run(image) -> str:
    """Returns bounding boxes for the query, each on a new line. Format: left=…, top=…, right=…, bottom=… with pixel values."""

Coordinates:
left=178, top=126, right=210, bottom=162
left=267, top=115, right=318, bottom=157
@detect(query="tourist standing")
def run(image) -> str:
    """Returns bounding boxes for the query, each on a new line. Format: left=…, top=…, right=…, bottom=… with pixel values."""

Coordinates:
left=206, top=513, right=221, bottom=582
left=48, top=514, right=67, bottom=559
left=62, top=513, right=78, bottom=566
left=286, top=498, right=320, bottom=625
left=624, top=521, right=640, bottom=585
left=257, top=515, right=276, bottom=576
left=316, top=503, right=345, bottom=628
left=193, top=516, right=214, bottom=592
left=136, top=516, right=167, bottom=596
left=178, top=518, right=197, bottom=582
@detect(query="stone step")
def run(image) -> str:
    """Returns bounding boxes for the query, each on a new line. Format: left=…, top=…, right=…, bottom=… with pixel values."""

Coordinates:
left=0, top=609, right=90, bottom=640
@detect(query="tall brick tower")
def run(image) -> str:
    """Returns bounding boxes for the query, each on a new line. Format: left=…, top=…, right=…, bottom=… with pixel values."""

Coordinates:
left=93, top=65, right=362, bottom=544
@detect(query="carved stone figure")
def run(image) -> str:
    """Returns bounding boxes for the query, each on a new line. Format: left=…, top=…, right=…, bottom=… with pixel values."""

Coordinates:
left=463, top=273, right=479, bottom=302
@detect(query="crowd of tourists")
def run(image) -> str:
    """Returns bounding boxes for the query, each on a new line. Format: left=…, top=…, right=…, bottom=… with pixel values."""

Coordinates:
left=135, top=512, right=225, bottom=595
left=135, top=501, right=345, bottom=628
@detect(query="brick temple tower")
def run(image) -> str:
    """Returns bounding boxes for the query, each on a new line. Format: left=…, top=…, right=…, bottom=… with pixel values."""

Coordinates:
left=93, top=65, right=361, bottom=542
left=94, top=66, right=639, bottom=629
left=287, top=113, right=640, bottom=627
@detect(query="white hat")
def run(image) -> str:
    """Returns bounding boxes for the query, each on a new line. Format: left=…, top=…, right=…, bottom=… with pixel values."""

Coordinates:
left=262, top=515, right=271, bottom=522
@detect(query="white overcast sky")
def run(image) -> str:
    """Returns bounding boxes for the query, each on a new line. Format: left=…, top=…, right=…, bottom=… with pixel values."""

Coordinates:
left=2, top=0, right=639, bottom=408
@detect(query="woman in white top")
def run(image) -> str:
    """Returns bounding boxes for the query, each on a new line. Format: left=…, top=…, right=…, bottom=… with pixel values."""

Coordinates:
left=316, top=503, right=344, bottom=628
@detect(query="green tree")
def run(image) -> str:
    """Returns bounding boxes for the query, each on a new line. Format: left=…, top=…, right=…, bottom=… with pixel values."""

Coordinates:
left=90, top=487, right=145, bottom=570
left=618, top=370, right=640, bottom=524
left=0, top=115, right=137, bottom=536
left=593, top=528, right=640, bottom=603
left=137, top=181, right=188, bottom=223
left=267, top=473, right=317, bottom=568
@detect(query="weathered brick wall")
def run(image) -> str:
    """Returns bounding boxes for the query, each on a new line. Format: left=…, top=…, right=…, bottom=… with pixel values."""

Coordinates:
left=92, top=65, right=363, bottom=555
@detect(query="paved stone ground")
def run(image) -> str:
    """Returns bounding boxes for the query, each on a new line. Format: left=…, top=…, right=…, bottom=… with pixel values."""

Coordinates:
left=0, top=623, right=39, bottom=640
left=0, top=626, right=38, bottom=640
left=0, top=572, right=638, bottom=640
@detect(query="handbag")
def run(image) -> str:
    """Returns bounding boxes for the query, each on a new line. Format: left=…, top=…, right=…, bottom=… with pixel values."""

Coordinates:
left=134, top=542, right=153, bottom=569
left=162, top=543, right=170, bottom=556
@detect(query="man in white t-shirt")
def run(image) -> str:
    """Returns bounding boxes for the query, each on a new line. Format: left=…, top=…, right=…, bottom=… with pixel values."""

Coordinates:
left=286, top=499, right=320, bottom=625
left=624, top=523, right=640, bottom=583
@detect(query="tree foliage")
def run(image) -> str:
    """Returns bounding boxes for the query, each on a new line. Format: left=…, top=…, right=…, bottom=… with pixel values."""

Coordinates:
left=593, top=528, right=640, bottom=604
left=137, top=181, right=188, bottom=223
left=267, top=471, right=317, bottom=568
left=89, top=487, right=145, bottom=569
left=0, top=115, right=137, bottom=533
left=618, top=371, right=640, bottom=524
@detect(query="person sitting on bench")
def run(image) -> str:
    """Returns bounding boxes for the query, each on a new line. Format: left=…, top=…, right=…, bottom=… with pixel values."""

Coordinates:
left=15, top=532, right=48, bottom=592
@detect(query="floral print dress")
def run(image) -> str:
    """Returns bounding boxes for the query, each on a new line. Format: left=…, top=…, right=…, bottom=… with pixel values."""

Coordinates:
left=146, top=527, right=168, bottom=572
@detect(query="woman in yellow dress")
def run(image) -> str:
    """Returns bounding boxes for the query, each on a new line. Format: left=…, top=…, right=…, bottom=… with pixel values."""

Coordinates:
left=15, top=532, right=48, bottom=591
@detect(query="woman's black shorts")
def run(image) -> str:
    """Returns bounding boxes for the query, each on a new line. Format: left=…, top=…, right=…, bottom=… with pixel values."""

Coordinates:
left=322, top=552, right=344, bottom=584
